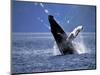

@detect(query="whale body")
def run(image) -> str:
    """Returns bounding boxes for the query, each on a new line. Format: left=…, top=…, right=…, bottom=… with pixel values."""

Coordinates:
left=48, top=15, right=83, bottom=55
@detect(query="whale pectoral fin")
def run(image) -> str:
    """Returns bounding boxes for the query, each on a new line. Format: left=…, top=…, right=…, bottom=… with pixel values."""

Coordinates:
left=67, top=33, right=75, bottom=41
left=67, top=26, right=83, bottom=41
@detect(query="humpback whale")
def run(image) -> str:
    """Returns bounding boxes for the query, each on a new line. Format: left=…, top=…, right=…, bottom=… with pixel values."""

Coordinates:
left=48, top=15, right=83, bottom=55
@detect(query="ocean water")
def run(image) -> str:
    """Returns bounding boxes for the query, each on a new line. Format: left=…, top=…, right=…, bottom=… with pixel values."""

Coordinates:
left=11, top=33, right=96, bottom=74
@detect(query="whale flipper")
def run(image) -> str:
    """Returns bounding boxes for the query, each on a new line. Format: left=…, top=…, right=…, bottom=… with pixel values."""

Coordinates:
left=67, top=25, right=83, bottom=41
left=48, top=15, right=83, bottom=55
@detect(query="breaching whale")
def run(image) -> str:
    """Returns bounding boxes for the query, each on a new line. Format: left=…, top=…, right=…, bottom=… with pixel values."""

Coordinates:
left=48, top=15, right=83, bottom=55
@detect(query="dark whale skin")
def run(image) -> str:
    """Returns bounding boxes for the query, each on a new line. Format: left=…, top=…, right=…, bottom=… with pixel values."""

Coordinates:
left=48, top=15, right=75, bottom=55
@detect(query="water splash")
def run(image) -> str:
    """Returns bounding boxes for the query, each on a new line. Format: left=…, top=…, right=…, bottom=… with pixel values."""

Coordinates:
left=53, top=42, right=61, bottom=55
left=40, top=3, right=49, bottom=15
left=53, top=33, right=89, bottom=55
left=44, top=9, right=49, bottom=14
left=37, top=17, right=50, bottom=30
left=73, top=33, right=89, bottom=54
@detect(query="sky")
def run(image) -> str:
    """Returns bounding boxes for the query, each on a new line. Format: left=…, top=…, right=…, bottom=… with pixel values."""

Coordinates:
left=12, top=1, right=96, bottom=33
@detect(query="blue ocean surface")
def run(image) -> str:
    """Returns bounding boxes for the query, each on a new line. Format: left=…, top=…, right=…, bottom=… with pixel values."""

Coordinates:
left=11, top=33, right=96, bottom=74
